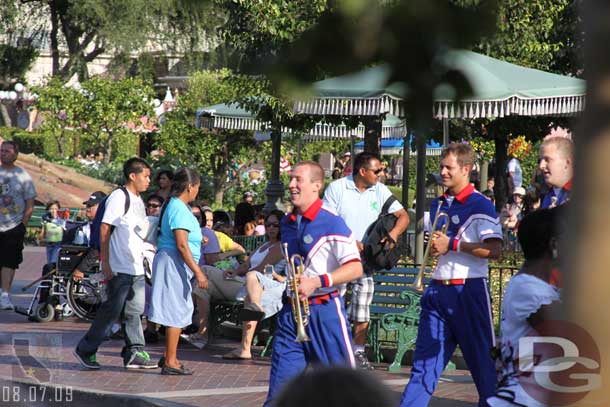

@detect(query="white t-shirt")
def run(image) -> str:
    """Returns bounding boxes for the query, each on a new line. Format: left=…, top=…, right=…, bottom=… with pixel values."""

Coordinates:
left=488, top=273, right=560, bottom=407
left=102, top=188, right=146, bottom=276
left=507, top=158, right=523, bottom=188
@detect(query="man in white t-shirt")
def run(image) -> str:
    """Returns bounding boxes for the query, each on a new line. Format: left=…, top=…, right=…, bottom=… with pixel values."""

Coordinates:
left=324, top=152, right=409, bottom=370
left=74, top=157, right=157, bottom=370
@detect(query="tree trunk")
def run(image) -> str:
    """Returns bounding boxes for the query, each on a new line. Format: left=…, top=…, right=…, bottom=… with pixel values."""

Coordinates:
left=49, top=1, right=60, bottom=76
left=105, top=132, right=113, bottom=164
left=363, top=117, right=382, bottom=156
left=493, top=134, right=509, bottom=211
left=213, top=176, right=224, bottom=207
left=571, top=1, right=610, bottom=404
left=0, top=105, right=12, bottom=127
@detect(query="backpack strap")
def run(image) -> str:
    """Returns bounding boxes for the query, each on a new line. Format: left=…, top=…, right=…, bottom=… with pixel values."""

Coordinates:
left=118, top=186, right=130, bottom=215
left=381, top=195, right=398, bottom=215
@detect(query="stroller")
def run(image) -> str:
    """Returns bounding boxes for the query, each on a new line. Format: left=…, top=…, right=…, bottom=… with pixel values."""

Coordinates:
left=15, top=244, right=103, bottom=322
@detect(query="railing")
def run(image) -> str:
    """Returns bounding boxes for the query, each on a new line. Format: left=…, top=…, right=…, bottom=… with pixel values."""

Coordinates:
left=232, top=235, right=266, bottom=255
left=28, top=206, right=84, bottom=228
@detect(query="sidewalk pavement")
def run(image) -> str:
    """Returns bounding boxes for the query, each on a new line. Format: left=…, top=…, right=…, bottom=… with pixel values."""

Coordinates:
left=0, top=246, right=480, bottom=407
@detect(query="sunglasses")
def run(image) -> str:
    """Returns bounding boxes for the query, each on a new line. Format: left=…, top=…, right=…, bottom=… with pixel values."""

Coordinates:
left=369, top=168, right=383, bottom=175
left=265, top=222, right=280, bottom=227
left=147, top=203, right=161, bottom=209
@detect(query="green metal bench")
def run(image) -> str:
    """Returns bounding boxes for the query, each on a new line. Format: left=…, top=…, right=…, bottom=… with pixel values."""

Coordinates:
left=28, top=205, right=83, bottom=228
left=233, top=235, right=266, bottom=255
left=209, top=299, right=275, bottom=357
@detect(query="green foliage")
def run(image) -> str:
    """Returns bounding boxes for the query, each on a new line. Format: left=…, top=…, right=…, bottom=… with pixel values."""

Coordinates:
left=475, top=0, right=574, bottom=73
left=156, top=69, right=258, bottom=206
left=0, top=128, right=45, bottom=155
left=32, top=77, right=154, bottom=162
left=214, top=0, right=328, bottom=72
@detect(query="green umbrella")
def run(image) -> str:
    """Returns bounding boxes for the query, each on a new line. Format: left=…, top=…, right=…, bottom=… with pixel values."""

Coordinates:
left=294, top=50, right=586, bottom=119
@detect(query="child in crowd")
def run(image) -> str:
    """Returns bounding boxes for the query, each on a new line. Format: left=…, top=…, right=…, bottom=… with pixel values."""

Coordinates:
left=488, top=206, right=564, bottom=407
left=39, top=200, right=67, bottom=265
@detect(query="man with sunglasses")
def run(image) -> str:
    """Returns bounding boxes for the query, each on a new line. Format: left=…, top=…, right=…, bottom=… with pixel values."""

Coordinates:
left=324, top=151, right=409, bottom=370
left=145, top=195, right=164, bottom=217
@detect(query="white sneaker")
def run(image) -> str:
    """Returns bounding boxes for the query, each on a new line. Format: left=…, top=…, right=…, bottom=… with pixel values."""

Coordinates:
left=0, top=294, right=14, bottom=310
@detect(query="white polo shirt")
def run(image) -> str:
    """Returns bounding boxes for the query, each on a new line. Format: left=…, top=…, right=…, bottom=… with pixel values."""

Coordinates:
left=323, top=175, right=403, bottom=241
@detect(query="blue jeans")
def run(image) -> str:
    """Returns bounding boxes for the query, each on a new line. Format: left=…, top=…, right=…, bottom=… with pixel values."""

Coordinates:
left=77, top=273, right=145, bottom=362
left=46, top=242, right=61, bottom=264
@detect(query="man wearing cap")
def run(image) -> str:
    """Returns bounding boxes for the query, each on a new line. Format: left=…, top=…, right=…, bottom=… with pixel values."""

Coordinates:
left=71, top=191, right=107, bottom=281
left=235, top=191, right=255, bottom=235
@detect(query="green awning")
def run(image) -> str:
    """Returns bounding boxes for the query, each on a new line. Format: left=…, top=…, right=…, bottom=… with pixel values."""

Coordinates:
left=196, top=103, right=406, bottom=140
left=293, top=50, right=586, bottom=119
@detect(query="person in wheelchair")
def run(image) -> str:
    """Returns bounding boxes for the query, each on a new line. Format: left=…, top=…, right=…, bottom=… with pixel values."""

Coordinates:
left=68, top=191, right=107, bottom=280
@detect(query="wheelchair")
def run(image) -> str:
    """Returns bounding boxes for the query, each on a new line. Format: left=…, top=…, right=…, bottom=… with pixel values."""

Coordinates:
left=15, top=245, right=103, bottom=322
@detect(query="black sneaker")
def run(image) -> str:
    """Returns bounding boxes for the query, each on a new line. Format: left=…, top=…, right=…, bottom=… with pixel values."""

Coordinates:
left=354, top=350, right=374, bottom=370
left=124, top=351, right=158, bottom=369
left=73, top=348, right=101, bottom=370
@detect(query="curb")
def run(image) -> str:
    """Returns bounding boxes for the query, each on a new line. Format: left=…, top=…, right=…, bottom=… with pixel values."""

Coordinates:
left=0, top=376, right=187, bottom=407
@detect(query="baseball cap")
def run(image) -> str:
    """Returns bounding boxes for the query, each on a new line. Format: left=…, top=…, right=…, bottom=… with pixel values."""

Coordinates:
left=83, top=191, right=107, bottom=206
left=243, top=191, right=254, bottom=198
left=513, top=187, right=526, bottom=196
left=343, top=152, right=351, bottom=157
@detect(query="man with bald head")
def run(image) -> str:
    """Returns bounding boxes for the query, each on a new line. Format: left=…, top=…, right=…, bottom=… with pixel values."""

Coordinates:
left=539, top=137, right=573, bottom=208
left=264, top=160, right=363, bottom=407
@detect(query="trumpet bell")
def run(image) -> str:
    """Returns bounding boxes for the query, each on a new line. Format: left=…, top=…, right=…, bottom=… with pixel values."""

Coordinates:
left=295, top=324, right=311, bottom=343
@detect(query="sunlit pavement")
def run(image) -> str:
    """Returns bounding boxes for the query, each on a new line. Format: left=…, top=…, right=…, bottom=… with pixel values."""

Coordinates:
left=0, top=247, right=479, bottom=407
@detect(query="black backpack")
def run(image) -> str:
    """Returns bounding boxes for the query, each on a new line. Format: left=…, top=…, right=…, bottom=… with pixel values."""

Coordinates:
left=362, top=196, right=409, bottom=271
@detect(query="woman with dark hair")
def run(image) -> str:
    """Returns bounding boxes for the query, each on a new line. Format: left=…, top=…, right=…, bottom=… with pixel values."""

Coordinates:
left=154, top=170, right=174, bottom=201
left=148, top=168, right=208, bottom=375
left=221, top=210, right=287, bottom=360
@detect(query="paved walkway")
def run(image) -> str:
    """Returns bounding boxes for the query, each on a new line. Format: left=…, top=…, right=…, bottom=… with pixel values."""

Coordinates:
left=0, top=247, right=480, bottom=406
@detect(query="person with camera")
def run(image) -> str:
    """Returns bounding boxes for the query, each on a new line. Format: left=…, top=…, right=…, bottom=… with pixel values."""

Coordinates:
left=323, top=151, right=408, bottom=370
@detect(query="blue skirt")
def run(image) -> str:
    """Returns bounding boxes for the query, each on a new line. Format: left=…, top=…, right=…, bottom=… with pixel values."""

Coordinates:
left=147, top=249, right=194, bottom=328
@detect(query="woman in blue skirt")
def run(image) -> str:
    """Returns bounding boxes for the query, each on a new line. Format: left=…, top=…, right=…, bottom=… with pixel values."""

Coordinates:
left=148, top=168, right=208, bottom=375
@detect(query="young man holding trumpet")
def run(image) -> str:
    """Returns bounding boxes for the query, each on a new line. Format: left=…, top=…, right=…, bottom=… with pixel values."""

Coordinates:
left=400, top=143, right=503, bottom=407
left=263, top=161, right=363, bottom=407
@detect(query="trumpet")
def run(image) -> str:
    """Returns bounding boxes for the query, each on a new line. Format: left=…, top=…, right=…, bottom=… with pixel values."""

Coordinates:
left=413, top=211, right=449, bottom=291
left=282, top=243, right=311, bottom=343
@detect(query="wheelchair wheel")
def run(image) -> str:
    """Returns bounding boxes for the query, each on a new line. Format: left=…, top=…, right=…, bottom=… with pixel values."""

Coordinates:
left=35, top=303, right=55, bottom=323
left=66, top=278, right=101, bottom=322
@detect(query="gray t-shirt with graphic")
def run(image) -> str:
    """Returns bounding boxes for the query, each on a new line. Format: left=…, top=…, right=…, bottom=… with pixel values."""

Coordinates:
left=0, top=166, right=36, bottom=232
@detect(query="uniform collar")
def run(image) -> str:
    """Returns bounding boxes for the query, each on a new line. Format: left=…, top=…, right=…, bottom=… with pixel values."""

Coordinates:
left=443, top=184, right=475, bottom=204
left=563, top=179, right=572, bottom=191
left=288, top=198, right=323, bottom=222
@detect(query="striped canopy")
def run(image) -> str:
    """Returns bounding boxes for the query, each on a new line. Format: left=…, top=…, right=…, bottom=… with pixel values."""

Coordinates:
left=195, top=103, right=406, bottom=140
left=293, top=50, right=586, bottom=119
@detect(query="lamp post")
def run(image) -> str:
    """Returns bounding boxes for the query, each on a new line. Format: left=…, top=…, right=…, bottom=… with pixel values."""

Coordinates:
left=0, top=83, right=36, bottom=129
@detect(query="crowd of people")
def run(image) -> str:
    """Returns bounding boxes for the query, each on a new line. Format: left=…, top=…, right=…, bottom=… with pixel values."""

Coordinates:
left=0, top=132, right=573, bottom=405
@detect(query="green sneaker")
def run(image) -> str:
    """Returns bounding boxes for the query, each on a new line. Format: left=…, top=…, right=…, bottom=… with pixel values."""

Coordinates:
left=125, top=350, right=158, bottom=369
left=73, top=348, right=101, bottom=369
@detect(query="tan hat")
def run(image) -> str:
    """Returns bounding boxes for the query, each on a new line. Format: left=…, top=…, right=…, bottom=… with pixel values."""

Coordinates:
left=513, top=187, right=526, bottom=196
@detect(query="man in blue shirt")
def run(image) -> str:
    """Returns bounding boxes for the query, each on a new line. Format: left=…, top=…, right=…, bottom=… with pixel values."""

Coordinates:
left=324, top=152, right=409, bottom=369
left=264, top=161, right=363, bottom=407
left=539, top=137, right=572, bottom=208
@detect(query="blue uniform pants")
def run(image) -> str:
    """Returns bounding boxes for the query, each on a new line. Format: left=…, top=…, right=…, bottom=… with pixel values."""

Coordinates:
left=264, top=296, right=355, bottom=407
left=400, top=278, right=497, bottom=407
